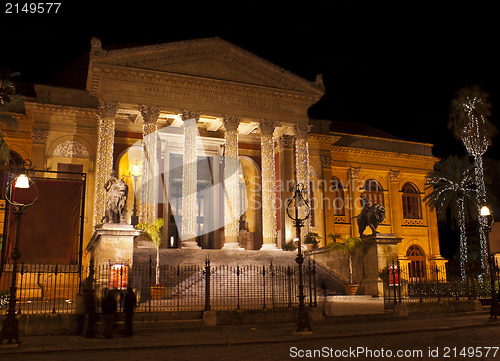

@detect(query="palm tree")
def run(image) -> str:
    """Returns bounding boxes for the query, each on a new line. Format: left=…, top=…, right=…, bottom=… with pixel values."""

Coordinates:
left=449, top=86, right=497, bottom=272
left=424, top=155, right=478, bottom=280
left=326, top=233, right=364, bottom=285
left=137, top=218, right=164, bottom=285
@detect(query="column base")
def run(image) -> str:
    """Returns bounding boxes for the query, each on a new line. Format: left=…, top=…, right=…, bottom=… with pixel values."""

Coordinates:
left=222, top=242, right=244, bottom=250
left=260, top=243, right=281, bottom=251
left=180, top=241, right=201, bottom=249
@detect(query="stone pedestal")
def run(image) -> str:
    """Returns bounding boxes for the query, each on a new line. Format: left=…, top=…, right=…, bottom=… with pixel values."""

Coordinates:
left=360, top=233, right=402, bottom=297
left=87, top=223, right=141, bottom=267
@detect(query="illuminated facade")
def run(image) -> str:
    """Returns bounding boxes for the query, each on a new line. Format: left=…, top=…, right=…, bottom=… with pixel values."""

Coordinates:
left=0, top=37, right=445, bottom=271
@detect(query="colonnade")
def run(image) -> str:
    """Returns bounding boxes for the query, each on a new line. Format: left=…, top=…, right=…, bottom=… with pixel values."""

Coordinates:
left=93, top=103, right=311, bottom=250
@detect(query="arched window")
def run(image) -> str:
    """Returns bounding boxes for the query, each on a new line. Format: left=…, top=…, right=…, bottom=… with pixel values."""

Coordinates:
left=402, top=182, right=422, bottom=219
left=331, top=177, right=345, bottom=216
left=406, top=244, right=426, bottom=281
left=363, top=179, right=384, bottom=206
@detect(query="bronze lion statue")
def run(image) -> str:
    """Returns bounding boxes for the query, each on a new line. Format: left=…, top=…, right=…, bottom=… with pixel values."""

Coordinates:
left=356, top=202, right=386, bottom=236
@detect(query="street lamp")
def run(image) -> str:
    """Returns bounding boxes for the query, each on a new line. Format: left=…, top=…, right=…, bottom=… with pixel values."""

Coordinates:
left=480, top=205, right=496, bottom=320
left=0, top=159, right=38, bottom=345
left=286, top=182, right=312, bottom=334
left=129, top=162, right=141, bottom=227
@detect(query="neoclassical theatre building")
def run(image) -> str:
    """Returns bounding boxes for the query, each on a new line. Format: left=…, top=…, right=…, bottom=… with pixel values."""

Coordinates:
left=1, top=37, right=446, bottom=273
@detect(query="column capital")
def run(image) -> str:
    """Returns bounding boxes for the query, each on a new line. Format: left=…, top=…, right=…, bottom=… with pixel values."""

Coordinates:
left=293, top=123, right=311, bottom=140
left=277, top=134, right=294, bottom=149
left=389, top=169, right=401, bottom=182
left=349, top=166, right=361, bottom=179
left=222, top=114, right=241, bottom=133
left=98, top=101, right=118, bottom=119
left=320, top=156, right=332, bottom=168
left=181, top=110, right=201, bottom=122
left=31, top=129, right=49, bottom=144
left=140, top=105, right=161, bottom=124
left=259, top=118, right=277, bottom=136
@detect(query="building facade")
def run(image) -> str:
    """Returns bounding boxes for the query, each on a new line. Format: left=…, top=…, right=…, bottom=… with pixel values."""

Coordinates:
left=0, top=37, right=446, bottom=273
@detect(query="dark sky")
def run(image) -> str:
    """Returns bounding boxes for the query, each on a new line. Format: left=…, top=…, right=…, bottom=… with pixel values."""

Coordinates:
left=1, top=1, right=499, bottom=258
left=1, top=1, right=498, bottom=158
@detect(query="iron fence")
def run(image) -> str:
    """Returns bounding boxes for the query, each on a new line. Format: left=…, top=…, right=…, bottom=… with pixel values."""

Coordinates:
left=383, top=260, right=500, bottom=309
left=0, top=259, right=317, bottom=315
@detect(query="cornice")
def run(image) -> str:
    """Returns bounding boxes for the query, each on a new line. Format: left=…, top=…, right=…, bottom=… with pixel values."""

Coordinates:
left=330, top=145, right=439, bottom=163
left=25, top=102, right=98, bottom=118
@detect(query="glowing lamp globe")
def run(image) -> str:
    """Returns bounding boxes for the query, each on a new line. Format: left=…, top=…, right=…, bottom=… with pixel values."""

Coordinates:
left=15, top=174, right=30, bottom=189
left=480, top=206, right=491, bottom=217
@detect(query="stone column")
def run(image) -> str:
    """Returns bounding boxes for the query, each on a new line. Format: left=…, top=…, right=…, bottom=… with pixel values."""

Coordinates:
left=293, top=123, right=312, bottom=235
left=277, top=134, right=295, bottom=247
left=222, top=115, right=243, bottom=250
left=259, top=119, right=279, bottom=250
left=139, top=106, right=160, bottom=225
left=30, top=129, right=49, bottom=169
left=180, top=111, right=201, bottom=249
left=94, top=102, right=118, bottom=227
left=388, top=170, right=402, bottom=238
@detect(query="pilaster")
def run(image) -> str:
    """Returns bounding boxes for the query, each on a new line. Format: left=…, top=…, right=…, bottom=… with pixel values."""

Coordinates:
left=30, top=130, right=48, bottom=169
left=388, top=170, right=402, bottom=238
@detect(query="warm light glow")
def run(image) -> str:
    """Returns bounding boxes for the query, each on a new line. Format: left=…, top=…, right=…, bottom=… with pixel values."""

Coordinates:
left=130, top=163, right=141, bottom=177
left=480, top=206, right=490, bottom=216
left=15, top=174, right=30, bottom=189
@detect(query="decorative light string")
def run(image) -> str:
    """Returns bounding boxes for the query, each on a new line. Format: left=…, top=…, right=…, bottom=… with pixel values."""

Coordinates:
left=294, top=124, right=312, bottom=234
left=425, top=163, right=476, bottom=281
left=94, top=105, right=116, bottom=227
left=223, top=116, right=241, bottom=244
left=260, top=120, right=277, bottom=245
left=181, top=117, right=199, bottom=241
left=139, top=122, right=158, bottom=225
left=460, top=95, right=490, bottom=273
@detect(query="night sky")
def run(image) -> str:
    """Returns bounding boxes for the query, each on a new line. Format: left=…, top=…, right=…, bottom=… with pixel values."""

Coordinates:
left=2, top=1, right=499, bottom=258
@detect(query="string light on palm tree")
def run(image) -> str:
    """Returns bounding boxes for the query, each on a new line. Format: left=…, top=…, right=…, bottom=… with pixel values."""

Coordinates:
left=424, top=156, right=478, bottom=281
left=449, top=86, right=497, bottom=273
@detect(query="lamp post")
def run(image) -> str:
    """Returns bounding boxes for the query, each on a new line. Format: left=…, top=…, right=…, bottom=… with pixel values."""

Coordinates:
left=129, top=163, right=141, bottom=227
left=286, top=182, right=312, bottom=334
left=480, top=206, right=496, bottom=320
left=0, top=159, right=38, bottom=345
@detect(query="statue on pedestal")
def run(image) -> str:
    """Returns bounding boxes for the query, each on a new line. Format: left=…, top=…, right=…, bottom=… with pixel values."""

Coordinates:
left=356, top=194, right=386, bottom=236
left=102, top=171, right=128, bottom=224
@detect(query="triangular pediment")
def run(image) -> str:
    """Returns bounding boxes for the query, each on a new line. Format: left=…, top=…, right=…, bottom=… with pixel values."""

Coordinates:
left=91, top=37, right=323, bottom=95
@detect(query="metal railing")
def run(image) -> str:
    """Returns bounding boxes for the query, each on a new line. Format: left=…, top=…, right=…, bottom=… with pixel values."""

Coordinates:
left=0, top=258, right=317, bottom=315
left=383, top=260, right=499, bottom=309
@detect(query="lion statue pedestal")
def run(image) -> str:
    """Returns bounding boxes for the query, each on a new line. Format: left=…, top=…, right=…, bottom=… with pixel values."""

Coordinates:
left=359, top=233, right=402, bottom=297
left=87, top=223, right=141, bottom=268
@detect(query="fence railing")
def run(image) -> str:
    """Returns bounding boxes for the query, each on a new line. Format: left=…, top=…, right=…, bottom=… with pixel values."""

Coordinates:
left=0, top=259, right=317, bottom=315
left=383, top=260, right=500, bottom=308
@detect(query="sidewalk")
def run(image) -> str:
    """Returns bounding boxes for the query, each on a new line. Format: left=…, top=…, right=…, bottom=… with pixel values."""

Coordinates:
left=1, top=298, right=498, bottom=355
